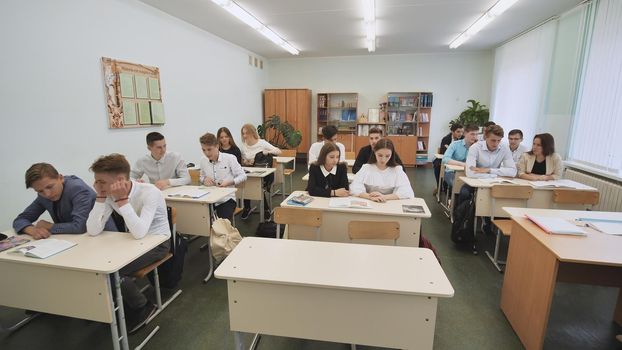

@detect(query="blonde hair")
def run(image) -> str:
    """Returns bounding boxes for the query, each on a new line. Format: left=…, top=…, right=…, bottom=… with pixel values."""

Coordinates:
left=241, top=123, right=259, bottom=142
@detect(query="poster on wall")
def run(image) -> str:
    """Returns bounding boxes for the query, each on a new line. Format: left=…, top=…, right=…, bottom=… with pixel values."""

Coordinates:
left=102, top=57, right=165, bottom=129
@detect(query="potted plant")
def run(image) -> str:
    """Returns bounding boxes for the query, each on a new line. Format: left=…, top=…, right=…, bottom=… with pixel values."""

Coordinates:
left=450, top=99, right=490, bottom=127
left=257, top=115, right=302, bottom=149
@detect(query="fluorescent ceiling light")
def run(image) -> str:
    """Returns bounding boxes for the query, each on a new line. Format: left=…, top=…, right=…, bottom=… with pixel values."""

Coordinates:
left=362, top=0, right=376, bottom=52
left=211, top=0, right=299, bottom=55
left=449, top=0, right=520, bottom=49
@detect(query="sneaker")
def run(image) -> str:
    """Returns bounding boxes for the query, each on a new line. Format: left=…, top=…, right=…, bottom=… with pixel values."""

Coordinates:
left=127, top=303, right=156, bottom=335
left=241, top=207, right=252, bottom=220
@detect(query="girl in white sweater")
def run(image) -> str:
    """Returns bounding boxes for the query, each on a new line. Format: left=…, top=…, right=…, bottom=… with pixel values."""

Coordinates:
left=350, top=139, right=414, bottom=202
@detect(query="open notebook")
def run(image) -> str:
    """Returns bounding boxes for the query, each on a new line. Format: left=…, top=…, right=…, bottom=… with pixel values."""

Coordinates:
left=577, top=218, right=622, bottom=235
left=167, top=188, right=209, bottom=199
left=525, top=215, right=586, bottom=236
left=12, top=239, right=77, bottom=259
left=329, top=197, right=372, bottom=209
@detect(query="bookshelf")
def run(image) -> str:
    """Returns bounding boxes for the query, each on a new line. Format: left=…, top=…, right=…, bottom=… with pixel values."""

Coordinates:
left=317, top=92, right=358, bottom=151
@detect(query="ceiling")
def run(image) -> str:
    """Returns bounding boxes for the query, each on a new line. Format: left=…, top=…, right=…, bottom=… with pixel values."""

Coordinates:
left=140, top=0, right=584, bottom=59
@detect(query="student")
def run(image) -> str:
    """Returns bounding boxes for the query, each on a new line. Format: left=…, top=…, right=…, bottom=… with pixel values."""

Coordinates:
left=517, top=133, right=563, bottom=181
left=306, top=141, right=349, bottom=197
left=86, top=153, right=170, bottom=334
left=350, top=139, right=414, bottom=202
left=13, top=163, right=115, bottom=239
left=199, top=132, right=247, bottom=220
left=239, top=123, right=281, bottom=219
left=352, top=127, right=403, bottom=174
left=441, top=124, right=479, bottom=189
left=508, top=129, right=529, bottom=164
left=465, top=125, right=517, bottom=179
left=130, top=132, right=191, bottom=190
left=433, top=123, right=464, bottom=193
left=478, top=121, right=496, bottom=141
left=308, top=125, right=346, bottom=166
left=217, top=127, right=242, bottom=164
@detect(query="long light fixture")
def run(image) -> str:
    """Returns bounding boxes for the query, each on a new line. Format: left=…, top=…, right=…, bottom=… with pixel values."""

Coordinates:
left=363, top=0, right=376, bottom=52
left=449, top=0, right=520, bottom=49
left=211, top=0, right=299, bottom=55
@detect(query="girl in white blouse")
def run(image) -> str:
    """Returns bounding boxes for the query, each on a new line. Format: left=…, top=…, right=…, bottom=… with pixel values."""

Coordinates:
left=350, top=139, right=414, bottom=202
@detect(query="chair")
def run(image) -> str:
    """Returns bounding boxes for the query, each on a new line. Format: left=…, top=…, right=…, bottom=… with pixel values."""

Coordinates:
left=280, top=149, right=297, bottom=196
left=552, top=189, right=599, bottom=209
left=273, top=207, right=322, bottom=240
left=486, top=185, right=533, bottom=272
left=345, top=151, right=355, bottom=160
left=132, top=206, right=183, bottom=349
left=348, top=221, right=400, bottom=245
left=188, top=168, right=200, bottom=186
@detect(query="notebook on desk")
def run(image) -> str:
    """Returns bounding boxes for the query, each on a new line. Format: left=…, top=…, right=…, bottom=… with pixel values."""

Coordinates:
left=167, top=188, right=209, bottom=199
left=525, top=215, right=586, bottom=236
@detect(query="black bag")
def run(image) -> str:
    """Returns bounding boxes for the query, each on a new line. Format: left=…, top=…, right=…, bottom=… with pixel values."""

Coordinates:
left=253, top=152, right=274, bottom=188
left=153, top=233, right=188, bottom=289
left=451, top=196, right=476, bottom=244
left=255, top=221, right=285, bottom=238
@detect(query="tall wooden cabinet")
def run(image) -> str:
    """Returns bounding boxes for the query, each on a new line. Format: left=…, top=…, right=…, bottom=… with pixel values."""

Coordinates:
left=263, top=89, right=311, bottom=153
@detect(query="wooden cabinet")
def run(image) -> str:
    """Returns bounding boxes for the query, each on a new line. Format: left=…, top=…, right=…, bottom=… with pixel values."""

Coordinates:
left=264, top=89, right=311, bottom=153
left=335, top=132, right=355, bottom=152
left=387, top=135, right=418, bottom=166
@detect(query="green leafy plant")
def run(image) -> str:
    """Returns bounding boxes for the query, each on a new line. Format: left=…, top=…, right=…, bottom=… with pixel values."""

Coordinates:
left=450, top=99, right=490, bottom=127
left=257, top=115, right=302, bottom=149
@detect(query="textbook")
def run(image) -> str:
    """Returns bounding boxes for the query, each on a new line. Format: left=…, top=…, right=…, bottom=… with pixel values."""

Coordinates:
left=329, top=197, right=372, bottom=209
left=402, top=205, right=425, bottom=214
left=577, top=218, right=622, bottom=235
left=525, top=215, right=586, bottom=236
left=12, top=238, right=77, bottom=259
left=479, top=178, right=517, bottom=184
left=289, top=193, right=314, bottom=206
left=167, top=188, right=209, bottom=199
left=0, top=236, right=30, bottom=253
left=528, top=179, right=587, bottom=189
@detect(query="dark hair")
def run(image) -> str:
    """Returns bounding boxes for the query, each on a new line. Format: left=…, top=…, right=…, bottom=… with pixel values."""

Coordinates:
left=530, top=133, right=555, bottom=157
left=450, top=123, right=463, bottom=132
left=25, top=163, right=59, bottom=188
left=369, top=139, right=398, bottom=167
left=485, top=125, right=504, bottom=138
left=369, top=127, right=383, bottom=136
left=90, top=153, right=131, bottom=178
left=217, top=127, right=237, bottom=149
left=146, top=132, right=164, bottom=145
left=464, top=124, right=479, bottom=133
left=508, top=129, right=524, bottom=138
left=316, top=141, right=340, bottom=166
left=322, top=125, right=338, bottom=139
left=199, top=132, right=218, bottom=146
left=483, top=121, right=496, bottom=128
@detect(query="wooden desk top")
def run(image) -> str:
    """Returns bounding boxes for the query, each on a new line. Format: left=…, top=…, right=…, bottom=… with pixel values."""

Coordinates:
left=459, top=176, right=596, bottom=191
left=215, top=237, right=454, bottom=297
left=0, top=231, right=167, bottom=273
left=274, top=156, right=295, bottom=163
left=243, top=167, right=276, bottom=177
left=281, top=191, right=431, bottom=218
left=445, top=164, right=464, bottom=171
left=503, top=207, right=622, bottom=266
left=162, top=185, right=236, bottom=203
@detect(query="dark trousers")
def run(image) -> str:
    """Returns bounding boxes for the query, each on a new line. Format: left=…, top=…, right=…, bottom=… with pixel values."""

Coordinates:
left=433, top=158, right=441, bottom=187
left=119, top=240, right=170, bottom=309
left=458, top=184, right=491, bottom=229
left=215, top=199, right=237, bottom=221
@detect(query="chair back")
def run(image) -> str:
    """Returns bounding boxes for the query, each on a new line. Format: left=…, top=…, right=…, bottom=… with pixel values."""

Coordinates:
left=348, top=221, right=400, bottom=245
left=553, top=189, right=599, bottom=207
left=188, top=169, right=200, bottom=186
left=345, top=151, right=355, bottom=160
left=274, top=207, right=322, bottom=227
left=280, top=149, right=297, bottom=158
left=490, top=185, right=533, bottom=219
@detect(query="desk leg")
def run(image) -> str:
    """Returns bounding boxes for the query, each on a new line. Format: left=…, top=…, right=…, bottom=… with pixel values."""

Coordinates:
left=203, top=204, right=215, bottom=284
left=259, top=193, right=265, bottom=223
left=234, top=331, right=244, bottom=350
left=614, top=289, right=622, bottom=326
left=110, top=271, right=129, bottom=350
left=501, top=221, right=558, bottom=350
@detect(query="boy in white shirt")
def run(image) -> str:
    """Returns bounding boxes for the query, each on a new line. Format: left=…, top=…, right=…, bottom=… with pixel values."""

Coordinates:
left=130, top=132, right=191, bottom=189
left=86, top=153, right=170, bottom=334
left=507, top=129, right=529, bottom=164
left=308, top=125, right=346, bottom=167
left=199, top=132, right=247, bottom=221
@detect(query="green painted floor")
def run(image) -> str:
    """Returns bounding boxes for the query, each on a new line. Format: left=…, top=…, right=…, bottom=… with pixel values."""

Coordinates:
left=1, top=166, right=621, bottom=349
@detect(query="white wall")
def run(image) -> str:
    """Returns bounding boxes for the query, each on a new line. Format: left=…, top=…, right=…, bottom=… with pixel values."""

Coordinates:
left=266, top=52, right=493, bottom=154
left=0, top=0, right=267, bottom=226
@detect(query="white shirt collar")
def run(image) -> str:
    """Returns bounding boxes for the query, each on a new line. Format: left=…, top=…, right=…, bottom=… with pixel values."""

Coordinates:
left=320, top=165, right=337, bottom=177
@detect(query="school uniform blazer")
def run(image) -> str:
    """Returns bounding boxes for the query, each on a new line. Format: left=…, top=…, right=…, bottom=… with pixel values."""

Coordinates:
left=517, top=152, right=563, bottom=179
left=306, top=163, right=349, bottom=197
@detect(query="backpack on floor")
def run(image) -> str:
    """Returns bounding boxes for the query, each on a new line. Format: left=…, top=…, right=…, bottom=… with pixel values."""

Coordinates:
left=255, top=221, right=286, bottom=238
left=210, top=217, right=243, bottom=263
left=451, top=196, right=476, bottom=244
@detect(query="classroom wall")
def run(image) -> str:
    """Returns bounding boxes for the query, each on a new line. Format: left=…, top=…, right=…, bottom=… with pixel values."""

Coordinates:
left=266, top=52, right=494, bottom=156
left=0, top=0, right=267, bottom=226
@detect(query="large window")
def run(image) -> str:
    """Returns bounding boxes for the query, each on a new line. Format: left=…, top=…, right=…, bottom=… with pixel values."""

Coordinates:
left=568, top=0, right=622, bottom=178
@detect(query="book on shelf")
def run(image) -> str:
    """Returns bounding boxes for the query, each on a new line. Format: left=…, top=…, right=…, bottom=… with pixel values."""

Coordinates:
left=402, top=205, right=425, bottom=214
left=167, top=188, right=209, bottom=199
left=368, top=108, right=380, bottom=122
left=12, top=238, right=77, bottom=259
left=417, top=141, right=426, bottom=151
left=288, top=193, right=314, bottom=206
left=0, top=235, right=30, bottom=253
left=525, top=215, right=586, bottom=236
left=329, top=197, right=372, bottom=209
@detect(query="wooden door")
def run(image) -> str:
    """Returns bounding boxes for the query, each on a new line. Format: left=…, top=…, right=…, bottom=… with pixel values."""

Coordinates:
left=296, top=89, right=311, bottom=152
left=275, top=90, right=287, bottom=120
left=400, top=136, right=418, bottom=166
left=264, top=90, right=276, bottom=120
